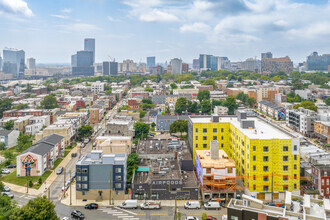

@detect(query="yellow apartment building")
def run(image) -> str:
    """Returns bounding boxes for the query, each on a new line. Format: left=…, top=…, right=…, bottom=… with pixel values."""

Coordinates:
left=188, top=111, right=300, bottom=201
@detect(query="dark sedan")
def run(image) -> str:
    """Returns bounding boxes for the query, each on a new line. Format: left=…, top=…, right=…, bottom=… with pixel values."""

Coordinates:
left=71, top=210, right=85, bottom=219
left=84, top=203, right=98, bottom=209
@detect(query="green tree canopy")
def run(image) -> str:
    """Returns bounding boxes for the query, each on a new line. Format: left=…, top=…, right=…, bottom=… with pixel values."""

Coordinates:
left=170, top=83, right=178, bottom=90
left=142, top=99, right=152, bottom=104
left=134, top=122, right=149, bottom=139
left=169, top=120, right=188, bottom=136
left=127, top=153, right=139, bottom=183
left=40, top=95, right=58, bottom=109
left=118, top=105, right=130, bottom=112
left=187, top=101, right=199, bottom=113
left=16, top=133, right=32, bottom=152
left=293, top=82, right=305, bottom=90
left=0, top=98, right=12, bottom=118
left=325, top=97, right=330, bottom=106
left=3, top=120, right=14, bottom=130
left=0, top=193, right=18, bottom=219
left=200, top=99, right=211, bottom=113
left=175, top=97, right=188, bottom=113
left=202, top=79, right=216, bottom=89
left=13, top=196, right=58, bottom=220
left=247, top=97, right=256, bottom=107
left=144, top=87, right=153, bottom=92
left=223, top=96, right=238, bottom=115
left=197, top=90, right=210, bottom=102
left=293, top=101, right=317, bottom=112
left=13, top=104, right=29, bottom=110
left=78, top=125, right=94, bottom=140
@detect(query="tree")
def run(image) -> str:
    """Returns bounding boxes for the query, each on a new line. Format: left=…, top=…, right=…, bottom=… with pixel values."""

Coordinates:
left=170, top=83, right=178, bottom=90
left=202, top=213, right=208, bottom=220
left=236, top=92, right=248, bottom=104
left=77, top=125, right=94, bottom=140
left=118, top=105, right=130, bottom=112
left=134, top=122, right=149, bottom=139
left=247, top=97, right=256, bottom=107
left=187, top=101, right=199, bottom=113
left=142, top=99, right=153, bottom=104
left=13, top=104, right=29, bottom=110
left=293, top=82, right=305, bottom=90
left=0, top=192, right=18, bottom=219
left=127, top=153, right=139, bottom=183
left=12, top=196, right=58, bottom=220
left=212, top=100, right=222, bottom=107
left=16, top=133, right=32, bottom=152
left=197, top=90, right=210, bottom=102
left=40, top=95, right=58, bottom=109
left=144, top=87, right=153, bottom=92
left=3, top=120, right=14, bottom=130
left=325, top=97, right=330, bottom=106
left=151, top=122, right=156, bottom=128
left=139, top=110, right=146, bottom=119
left=105, top=90, right=112, bottom=95
left=0, top=98, right=12, bottom=118
left=202, top=79, right=216, bottom=89
left=200, top=99, right=211, bottom=113
left=0, top=142, right=6, bottom=150
left=169, top=120, right=188, bottom=136
left=293, top=101, right=317, bottom=112
left=223, top=96, right=238, bottom=115
left=175, top=97, right=187, bottom=113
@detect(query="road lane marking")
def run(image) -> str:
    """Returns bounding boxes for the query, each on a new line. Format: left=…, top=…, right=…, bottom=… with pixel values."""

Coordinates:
left=114, top=207, right=137, bottom=215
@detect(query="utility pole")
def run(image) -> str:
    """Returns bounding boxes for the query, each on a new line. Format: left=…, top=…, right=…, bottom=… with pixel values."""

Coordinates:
left=174, top=195, right=177, bottom=220
left=70, top=171, right=72, bottom=205
left=63, top=167, right=66, bottom=198
left=26, top=166, right=29, bottom=193
left=271, top=171, right=274, bottom=203
left=48, top=187, right=50, bottom=200
left=109, top=169, right=112, bottom=205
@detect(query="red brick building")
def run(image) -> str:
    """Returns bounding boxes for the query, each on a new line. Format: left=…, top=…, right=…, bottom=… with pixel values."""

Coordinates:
left=128, top=98, right=140, bottom=110
left=311, top=165, right=330, bottom=198
left=131, top=92, right=149, bottom=99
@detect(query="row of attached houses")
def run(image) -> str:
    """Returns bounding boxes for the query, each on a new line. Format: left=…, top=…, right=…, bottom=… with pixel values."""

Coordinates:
left=258, top=100, right=286, bottom=121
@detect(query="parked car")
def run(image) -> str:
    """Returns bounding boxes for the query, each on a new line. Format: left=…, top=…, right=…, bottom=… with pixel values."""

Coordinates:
left=140, top=201, right=161, bottom=210
left=93, top=142, right=96, bottom=147
left=83, top=139, right=89, bottom=144
left=56, top=166, right=64, bottom=175
left=84, top=203, right=98, bottom=209
left=204, top=201, right=220, bottom=210
left=120, top=200, right=138, bottom=209
left=6, top=164, right=16, bottom=168
left=3, top=186, right=10, bottom=192
left=61, top=217, right=71, bottom=220
left=206, top=217, right=217, bottom=220
left=184, top=201, right=200, bottom=209
left=1, top=192, right=14, bottom=199
left=71, top=210, right=85, bottom=219
left=62, top=181, right=70, bottom=191
left=70, top=171, right=76, bottom=181
left=71, top=153, right=77, bottom=158
left=185, top=217, right=200, bottom=220
left=1, top=169, right=10, bottom=174
left=265, top=202, right=276, bottom=207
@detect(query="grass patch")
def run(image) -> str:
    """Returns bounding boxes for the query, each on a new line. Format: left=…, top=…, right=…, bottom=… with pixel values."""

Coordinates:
left=64, top=150, right=71, bottom=157
left=1, top=170, right=52, bottom=189
left=52, top=158, right=63, bottom=170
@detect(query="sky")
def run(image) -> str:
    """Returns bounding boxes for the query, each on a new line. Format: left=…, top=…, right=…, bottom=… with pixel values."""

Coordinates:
left=1, top=0, right=330, bottom=64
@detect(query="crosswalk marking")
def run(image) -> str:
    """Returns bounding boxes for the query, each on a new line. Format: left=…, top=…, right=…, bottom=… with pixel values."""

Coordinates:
left=114, top=207, right=137, bottom=215
left=98, top=207, right=139, bottom=220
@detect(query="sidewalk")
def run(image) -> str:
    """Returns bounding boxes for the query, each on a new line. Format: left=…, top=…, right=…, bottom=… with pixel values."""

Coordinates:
left=4, top=146, right=78, bottom=197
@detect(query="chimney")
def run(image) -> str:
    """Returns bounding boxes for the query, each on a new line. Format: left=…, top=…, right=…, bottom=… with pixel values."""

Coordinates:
left=210, top=140, right=219, bottom=160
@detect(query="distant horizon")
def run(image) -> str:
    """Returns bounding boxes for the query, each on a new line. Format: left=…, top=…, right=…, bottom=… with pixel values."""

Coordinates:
left=1, top=0, right=330, bottom=64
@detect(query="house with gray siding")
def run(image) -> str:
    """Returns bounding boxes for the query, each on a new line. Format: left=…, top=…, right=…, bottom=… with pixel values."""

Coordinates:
left=76, top=150, right=127, bottom=201
left=0, top=130, right=19, bottom=148
left=156, top=115, right=189, bottom=131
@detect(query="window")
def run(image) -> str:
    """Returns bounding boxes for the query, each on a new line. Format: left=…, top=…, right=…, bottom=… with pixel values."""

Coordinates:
left=206, top=168, right=211, bottom=174
left=115, top=168, right=122, bottom=173
left=283, top=185, right=288, bottom=191
left=327, top=188, right=330, bottom=194
left=253, top=165, right=256, bottom=171
left=294, top=164, right=297, bottom=170
left=195, top=144, right=198, bottom=148
left=253, top=146, right=256, bottom=152
left=231, top=216, right=239, bottom=220
left=294, top=155, right=297, bottom=160
left=322, top=179, right=325, bottom=186
left=115, top=176, right=122, bottom=181
left=195, top=136, right=198, bottom=140
left=263, top=156, right=268, bottom=162
left=253, top=185, right=256, bottom=190
left=263, top=146, right=268, bottom=152
left=327, top=179, right=329, bottom=185
left=213, top=136, right=217, bottom=140
left=203, top=128, right=207, bottom=133
left=294, top=145, right=297, bottom=151
left=294, top=184, right=297, bottom=189
left=203, top=144, right=207, bottom=148
left=283, top=146, right=288, bottom=152
left=213, top=128, right=217, bottom=133
left=263, top=176, right=268, bottom=181
left=76, top=168, right=81, bottom=173
left=77, top=176, right=81, bottom=181
left=82, top=184, right=88, bottom=189
left=203, top=136, right=207, bottom=140
left=195, top=128, right=198, bottom=132
left=294, top=174, right=297, bottom=180
left=263, top=186, right=269, bottom=191
left=325, top=171, right=328, bottom=176
left=228, top=168, right=233, bottom=173
left=253, top=156, right=256, bottom=161
left=221, top=144, right=223, bottom=148
left=253, top=175, right=256, bottom=180
left=263, top=166, right=268, bottom=172
left=82, top=176, right=88, bottom=181
left=221, top=128, right=224, bottom=132
left=77, top=183, right=81, bottom=189
left=115, top=183, right=122, bottom=188
left=82, top=168, right=88, bottom=173
left=283, top=156, right=288, bottom=161
left=221, top=136, right=224, bottom=140
left=283, top=175, right=288, bottom=181
left=283, top=166, right=288, bottom=171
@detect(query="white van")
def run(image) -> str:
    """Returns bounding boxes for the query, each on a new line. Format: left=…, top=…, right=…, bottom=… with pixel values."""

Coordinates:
left=120, top=200, right=138, bottom=209
left=204, top=201, right=220, bottom=210
left=184, top=201, right=200, bottom=209
left=140, top=201, right=161, bottom=210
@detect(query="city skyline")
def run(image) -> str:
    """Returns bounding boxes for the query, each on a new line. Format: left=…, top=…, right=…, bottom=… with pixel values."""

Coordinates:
left=1, top=0, right=330, bottom=64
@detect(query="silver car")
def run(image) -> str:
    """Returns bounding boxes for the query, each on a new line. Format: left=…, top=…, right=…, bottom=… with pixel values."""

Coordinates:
left=1, top=169, right=10, bottom=174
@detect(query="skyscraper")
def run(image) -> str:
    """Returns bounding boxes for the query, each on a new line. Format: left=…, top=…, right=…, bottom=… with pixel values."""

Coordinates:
left=27, top=58, right=36, bottom=69
left=103, top=61, right=118, bottom=75
left=199, top=54, right=223, bottom=71
left=192, top=59, right=199, bottom=70
left=147, top=56, right=156, bottom=69
left=72, top=50, right=94, bottom=76
left=2, top=47, right=25, bottom=77
left=306, top=51, right=330, bottom=71
left=0, top=54, right=2, bottom=71
left=170, top=58, right=182, bottom=74
left=84, top=38, right=95, bottom=63
left=261, top=52, right=273, bottom=59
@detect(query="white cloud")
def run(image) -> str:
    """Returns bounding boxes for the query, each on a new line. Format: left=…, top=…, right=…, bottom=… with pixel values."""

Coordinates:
left=59, top=23, right=100, bottom=32
left=0, top=0, right=33, bottom=17
left=51, top=14, right=69, bottom=19
left=180, top=22, right=211, bottom=33
left=107, top=16, right=121, bottom=22
left=139, top=9, right=178, bottom=22
left=61, top=8, right=71, bottom=14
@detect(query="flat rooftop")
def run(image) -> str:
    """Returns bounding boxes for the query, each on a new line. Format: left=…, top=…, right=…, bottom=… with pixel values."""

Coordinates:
left=196, top=149, right=235, bottom=169
left=190, top=116, right=292, bottom=139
